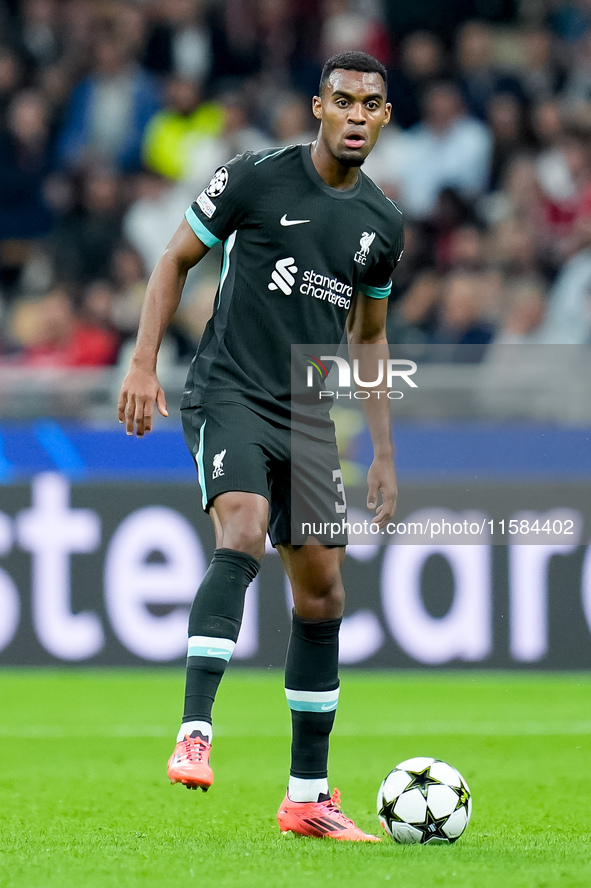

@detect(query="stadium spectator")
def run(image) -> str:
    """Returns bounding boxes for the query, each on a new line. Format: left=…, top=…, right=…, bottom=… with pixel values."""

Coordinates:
left=270, top=92, right=316, bottom=145
left=531, top=96, right=564, bottom=154
left=18, top=0, right=62, bottom=72
left=182, top=91, right=270, bottom=192
left=486, top=92, right=531, bottom=190
left=550, top=0, right=591, bottom=44
left=3, top=1, right=591, bottom=365
left=53, top=0, right=96, bottom=76
left=433, top=270, right=495, bottom=358
left=502, top=154, right=545, bottom=227
left=34, top=60, right=74, bottom=135
left=444, top=224, right=487, bottom=271
left=454, top=20, right=522, bottom=122
left=142, top=75, right=225, bottom=181
left=0, top=45, right=24, bottom=130
left=399, top=81, right=492, bottom=219
left=479, top=267, right=506, bottom=327
left=20, top=285, right=119, bottom=367
left=49, top=167, right=123, bottom=284
left=360, top=117, right=407, bottom=200
left=491, top=218, right=543, bottom=279
left=386, top=269, right=440, bottom=345
left=321, top=0, right=390, bottom=63
left=539, top=126, right=591, bottom=258
left=114, top=2, right=151, bottom=67
left=81, top=278, right=120, bottom=339
left=492, top=277, right=547, bottom=345
left=172, top=276, right=218, bottom=345
left=122, top=172, right=192, bottom=274
left=57, top=29, right=161, bottom=172
left=209, top=90, right=269, bottom=157
left=388, top=31, right=446, bottom=130
left=483, top=155, right=548, bottom=267
left=0, top=297, right=22, bottom=359
left=109, top=243, right=149, bottom=338
left=208, top=0, right=263, bottom=84
left=257, top=0, right=299, bottom=81
left=144, top=0, right=212, bottom=82
left=0, top=88, right=54, bottom=295
left=518, top=27, right=566, bottom=104
left=562, top=29, right=591, bottom=111
left=419, top=186, right=480, bottom=270
left=538, top=206, right=591, bottom=342
left=538, top=258, right=591, bottom=343
left=532, top=99, right=581, bottom=218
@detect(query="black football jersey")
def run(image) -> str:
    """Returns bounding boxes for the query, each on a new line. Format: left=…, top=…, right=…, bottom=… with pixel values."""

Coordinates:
left=181, top=143, right=404, bottom=423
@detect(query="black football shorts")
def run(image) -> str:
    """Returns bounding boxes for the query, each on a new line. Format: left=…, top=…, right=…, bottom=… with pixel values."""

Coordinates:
left=181, top=400, right=347, bottom=547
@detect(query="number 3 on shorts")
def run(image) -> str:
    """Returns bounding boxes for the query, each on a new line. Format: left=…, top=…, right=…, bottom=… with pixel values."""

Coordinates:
left=332, top=469, right=347, bottom=514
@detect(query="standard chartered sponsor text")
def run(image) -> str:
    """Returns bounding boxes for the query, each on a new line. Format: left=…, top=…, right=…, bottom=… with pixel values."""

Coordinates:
left=300, top=270, right=353, bottom=309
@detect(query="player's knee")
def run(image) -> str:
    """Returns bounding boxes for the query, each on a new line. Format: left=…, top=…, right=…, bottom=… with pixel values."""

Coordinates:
left=295, top=591, right=344, bottom=621
left=234, top=531, right=266, bottom=561
left=220, top=519, right=266, bottom=561
left=311, top=551, right=344, bottom=593
left=294, top=575, right=345, bottom=620
left=212, top=493, right=268, bottom=560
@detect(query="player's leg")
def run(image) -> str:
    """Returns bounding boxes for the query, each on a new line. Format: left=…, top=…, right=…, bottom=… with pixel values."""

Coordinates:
left=168, top=490, right=267, bottom=789
left=275, top=542, right=379, bottom=841
left=182, top=491, right=267, bottom=740
left=168, top=405, right=269, bottom=789
left=266, top=422, right=376, bottom=835
left=275, top=426, right=348, bottom=799
left=280, top=542, right=344, bottom=801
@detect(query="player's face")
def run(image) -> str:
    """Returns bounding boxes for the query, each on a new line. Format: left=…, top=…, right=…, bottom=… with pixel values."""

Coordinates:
left=313, top=69, right=391, bottom=167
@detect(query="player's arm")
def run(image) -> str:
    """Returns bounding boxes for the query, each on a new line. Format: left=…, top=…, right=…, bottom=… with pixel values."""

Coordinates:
left=117, top=219, right=209, bottom=437
left=347, top=291, right=397, bottom=528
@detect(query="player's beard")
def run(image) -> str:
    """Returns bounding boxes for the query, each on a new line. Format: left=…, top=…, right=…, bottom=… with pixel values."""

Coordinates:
left=336, top=150, right=366, bottom=167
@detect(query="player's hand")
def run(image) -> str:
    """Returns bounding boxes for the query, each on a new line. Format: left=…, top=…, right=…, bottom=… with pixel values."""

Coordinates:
left=117, top=364, right=168, bottom=437
left=366, top=454, right=397, bottom=529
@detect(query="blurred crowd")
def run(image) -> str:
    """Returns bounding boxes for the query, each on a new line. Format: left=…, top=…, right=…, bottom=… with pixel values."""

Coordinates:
left=1, top=0, right=591, bottom=370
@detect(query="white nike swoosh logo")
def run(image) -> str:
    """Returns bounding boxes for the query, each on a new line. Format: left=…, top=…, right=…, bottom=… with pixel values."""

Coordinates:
left=207, top=649, right=229, bottom=657
left=321, top=703, right=336, bottom=710
left=280, top=215, right=310, bottom=226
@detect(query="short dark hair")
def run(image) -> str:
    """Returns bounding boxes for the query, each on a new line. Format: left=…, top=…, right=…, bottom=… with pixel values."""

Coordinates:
left=319, top=51, right=387, bottom=95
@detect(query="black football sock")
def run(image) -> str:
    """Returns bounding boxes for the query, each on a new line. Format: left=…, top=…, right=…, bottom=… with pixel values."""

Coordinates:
left=284, top=611, right=341, bottom=784
left=182, top=548, right=260, bottom=725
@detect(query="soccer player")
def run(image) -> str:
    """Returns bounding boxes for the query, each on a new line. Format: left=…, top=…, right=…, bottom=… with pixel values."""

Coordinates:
left=118, top=50, right=404, bottom=842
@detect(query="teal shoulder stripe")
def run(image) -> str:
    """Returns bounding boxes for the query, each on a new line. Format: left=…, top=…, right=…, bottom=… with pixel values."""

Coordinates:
left=185, top=207, right=221, bottom=247
left=359, top=281, right=392, bottom=299
left=254, top=145, right=292, bottom=165
left=386, top=195, right=403, bottom=215
left=373, top=180, right=403, bottom=215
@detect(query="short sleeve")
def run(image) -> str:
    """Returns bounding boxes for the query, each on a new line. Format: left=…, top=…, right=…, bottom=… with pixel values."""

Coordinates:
left=358, top=215, right=404, bottom=300
left=185, top=152, right=256, bottom=247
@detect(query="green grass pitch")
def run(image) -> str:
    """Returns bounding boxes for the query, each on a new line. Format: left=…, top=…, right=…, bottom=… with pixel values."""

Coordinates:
left=1, top=670, right=589, bottom=888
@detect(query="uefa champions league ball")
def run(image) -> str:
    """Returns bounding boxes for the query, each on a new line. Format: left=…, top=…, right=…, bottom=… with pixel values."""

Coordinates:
left=377, top=757, right=472, bottom=845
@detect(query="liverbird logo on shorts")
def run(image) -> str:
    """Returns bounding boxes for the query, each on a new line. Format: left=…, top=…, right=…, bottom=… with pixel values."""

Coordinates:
left=354, top=231, right=375, bottom=265
left=212, top=449, right=226, bottom=480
